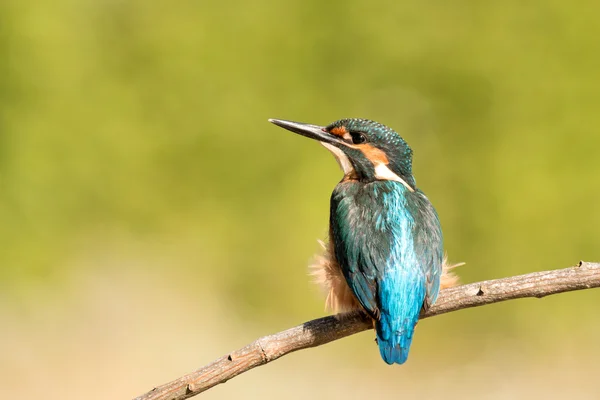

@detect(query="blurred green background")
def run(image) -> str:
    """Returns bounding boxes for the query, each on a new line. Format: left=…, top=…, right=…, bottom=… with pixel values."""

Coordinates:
left=1, top=1, right=599, bottom=399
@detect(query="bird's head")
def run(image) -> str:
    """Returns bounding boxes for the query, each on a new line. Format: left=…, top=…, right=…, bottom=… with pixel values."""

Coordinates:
left=269, top=118, right=416, bottom=191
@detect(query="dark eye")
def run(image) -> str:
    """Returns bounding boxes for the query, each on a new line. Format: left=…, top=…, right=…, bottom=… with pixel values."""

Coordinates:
left=350, top=131, right=366, bottom=144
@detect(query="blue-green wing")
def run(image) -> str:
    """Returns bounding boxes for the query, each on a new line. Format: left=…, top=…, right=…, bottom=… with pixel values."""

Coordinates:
left=329, top=185, right=387, bottom=319
left=414, top=190, right=444, bottom=309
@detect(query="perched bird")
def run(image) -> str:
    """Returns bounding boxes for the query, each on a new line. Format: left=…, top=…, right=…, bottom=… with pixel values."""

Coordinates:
left=269, top=118, right=458, bottom=365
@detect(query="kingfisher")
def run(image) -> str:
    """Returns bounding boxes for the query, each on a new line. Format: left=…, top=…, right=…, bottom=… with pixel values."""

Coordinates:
left=269, top=118, right=458, bottom=365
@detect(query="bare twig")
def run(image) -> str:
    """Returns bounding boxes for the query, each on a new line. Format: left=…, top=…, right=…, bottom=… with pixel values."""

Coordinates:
left=134, top=261, right=600, bottom=400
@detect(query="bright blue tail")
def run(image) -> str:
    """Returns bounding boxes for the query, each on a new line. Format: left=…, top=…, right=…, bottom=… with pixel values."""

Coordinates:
left=376, top=317, right=415, bottom=365
left=376, top=273, right=425, bottom=365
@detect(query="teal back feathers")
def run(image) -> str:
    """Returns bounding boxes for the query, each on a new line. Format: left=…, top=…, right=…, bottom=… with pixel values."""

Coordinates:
left=330, top=179, right=443, bottom=364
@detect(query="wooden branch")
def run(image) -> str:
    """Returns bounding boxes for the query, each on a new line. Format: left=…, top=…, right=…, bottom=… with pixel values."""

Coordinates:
left=134, top=261, right=600, bottom=400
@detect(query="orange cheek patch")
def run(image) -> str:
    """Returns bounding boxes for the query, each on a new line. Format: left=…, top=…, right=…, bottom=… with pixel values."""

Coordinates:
left=330, top=126, right=348, bottom=138
left=357, top=144, right=389, bottom=165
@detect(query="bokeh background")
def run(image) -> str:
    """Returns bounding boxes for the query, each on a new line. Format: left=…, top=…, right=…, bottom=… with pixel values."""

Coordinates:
left=1, top=1, right=599, bottom=399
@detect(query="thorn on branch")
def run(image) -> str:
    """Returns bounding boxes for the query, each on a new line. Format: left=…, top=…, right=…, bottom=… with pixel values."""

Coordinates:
left=185, top=384, right=194, bottom=395
left=578, top=261, right=593, bottom=269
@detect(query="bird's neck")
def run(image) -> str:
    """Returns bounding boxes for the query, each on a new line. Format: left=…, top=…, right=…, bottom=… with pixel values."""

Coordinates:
left=332, top=180, right=416, bottom=214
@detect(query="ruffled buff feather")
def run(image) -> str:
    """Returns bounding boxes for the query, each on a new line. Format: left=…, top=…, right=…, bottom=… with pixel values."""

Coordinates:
left=310, top=239, right=462, bottom=314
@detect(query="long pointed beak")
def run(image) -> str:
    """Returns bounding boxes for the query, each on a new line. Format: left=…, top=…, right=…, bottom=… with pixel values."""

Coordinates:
left=268, top=119, right=340, bottom=145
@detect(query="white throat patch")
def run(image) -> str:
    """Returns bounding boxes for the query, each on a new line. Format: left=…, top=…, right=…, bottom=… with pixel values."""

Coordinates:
left=320, top=142, right=415, bottom=192
left=320, top=142, right=354, bottom=175
left=373, top=163, right=415, bottom=192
